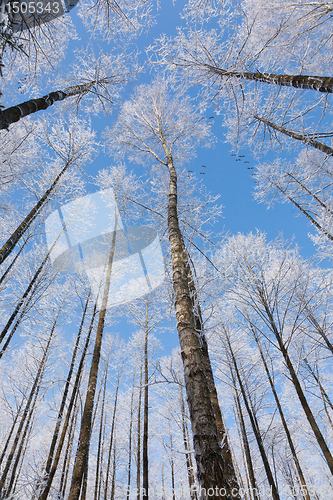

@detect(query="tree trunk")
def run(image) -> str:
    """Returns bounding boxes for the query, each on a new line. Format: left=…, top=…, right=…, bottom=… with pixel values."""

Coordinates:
left=59, top=397, right=80, bottom=499
left=136, top=364, right=142, bottom=500
left=259, top=290, right=333, bottom=476
left=6, top=378, right=41, bottom=497
left=0, top=305, right=29, bottom=359
left=104, top=370, right=121, bottom=500
left=169, top=431, right=176, bottom=500
left=94, top=353, right=110, bottom=500
left=163, top=141, right=240, bottom=499
left=41, top=291, right=91, bottom=488
left=0, top=318, right=56, bottom=492
left=208, top=67, right=333, bottom=93
left=0, top=251, right=50, bottom=351
left=11, top=412, right=34, bottom=497
left=0, top=237, right=28, bottom=287
left=252, top=329, right=310, bottom=500
left=0, top=159, right=72, bottom=266
left=225, top=333, right=280, bottom=500
left=254, top=115, right=333, bottom=156
left=185, top=259, right=240, bottom=493
left=37, top=303, right=97, bottom=500
left=143, top=300, right=149, bottom=500
left=161, top=460, right=166, bottom=500
left=0, top=391, right=27, bottom=469
left=126, top=376, right=135, bottom=500
left=68, top=214, right=119, bottom=500
left=0, top=82, right=95, bottom=130
left=233, top=391, right=260, bottom=500
left=110, top=440, right=117, bottom=500
left=179, top=382, right=198, bottom=499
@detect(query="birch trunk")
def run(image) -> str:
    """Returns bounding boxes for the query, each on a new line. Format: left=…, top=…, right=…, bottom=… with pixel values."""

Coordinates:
left=0, top=82, right=94, bottom=130
left=169, top=431, right=176, bottom=500
left=143, top=300, right=149, bottom=500
left=179, top=382, right=198, bottom=499
left=0, top=251, right=50, bottom=349
left=0, top=392, right=27, bottom=469
left=126, top=377, right=135, bottom=500
left=68, top=214, right=119, bottom=500
left=110, top=441, right=117, bottom=500
left=254, top=115, right=333, bottom=156
left=104, top=371, right=121, bottom=500
left=252, top=330, right=310, bottom=500
left=0, top=237, right=28, bottom=287
left=233, top=391, right=260, bottom=500
left=6, top=379, right=41, bottom=497
left=0, top=160, right=72, bottom=266
left=59, top=398, right=80, bottom=499
left=43, top=292, right=91, bottom=483
left=37, top=303, right=97, bottom=500
left=94, top=355, right=110, bottom=500
left=0, top=318, right=55, bottom=492
left=225, top=334, right=280, bottom=500
left=207, top=67, right=333, bottom=93
left=163, top=141, right=240, bottom=499
left=136, top=365, right=142, bottom=500
left=259, top=290, right=333, bottom=476
left=185, top=260, right=240, bottom=492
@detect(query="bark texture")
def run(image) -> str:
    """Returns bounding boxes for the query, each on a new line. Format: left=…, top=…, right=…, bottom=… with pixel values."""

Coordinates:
left=226, top=336, right=280, bottom=500
left=0, top=82, right=94, bottom=130
left=0, top=161, right=70, bottom=266
left=164, top=142, right=240, bottom=499
left=143, top=300, right=149, bottom=500
left=209, top=67, right=333, bottom=93
left=68, top=223, right=118, bottom=500
left=258, top=288, right=333, bottom=476
left=254, top=115, right=333, bottom=156
left=185, top=260, right=240, bottom=493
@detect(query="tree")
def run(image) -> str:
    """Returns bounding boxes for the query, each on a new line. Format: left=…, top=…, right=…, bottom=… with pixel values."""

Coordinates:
left=151, top=19, right=333, bottom=167
left=0, top=117, right=95, bottom=266
left=67, top=165, right=143, bottom=500
left=213, top=232, right=333, bottom=487
left=0, top=48, right=137, bottom=130
left=0, top=293, right=67, bottom=496
left=105, top=77, right=241, bottom=499
left=254, top=149, right=333, bottom=253
left=0, top=0, right=151, bottom=95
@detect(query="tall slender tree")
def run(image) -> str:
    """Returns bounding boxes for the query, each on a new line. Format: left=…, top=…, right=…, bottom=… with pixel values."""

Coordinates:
left=106, top=78, right=240, bottom=499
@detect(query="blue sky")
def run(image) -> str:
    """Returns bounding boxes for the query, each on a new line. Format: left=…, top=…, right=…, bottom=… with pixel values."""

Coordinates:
left=61, top=0, right=319, bottom=263
left=5, top=0, right=320, bottom=357
left=1, top=0, right=314, bottom=265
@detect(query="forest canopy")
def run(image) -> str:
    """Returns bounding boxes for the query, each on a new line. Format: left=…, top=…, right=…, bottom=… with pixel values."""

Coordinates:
left=1, top=1, right=333, bottom=500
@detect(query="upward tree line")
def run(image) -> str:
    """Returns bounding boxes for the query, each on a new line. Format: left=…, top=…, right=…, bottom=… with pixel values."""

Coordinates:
left=1, top=1, right=333, bottom=499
